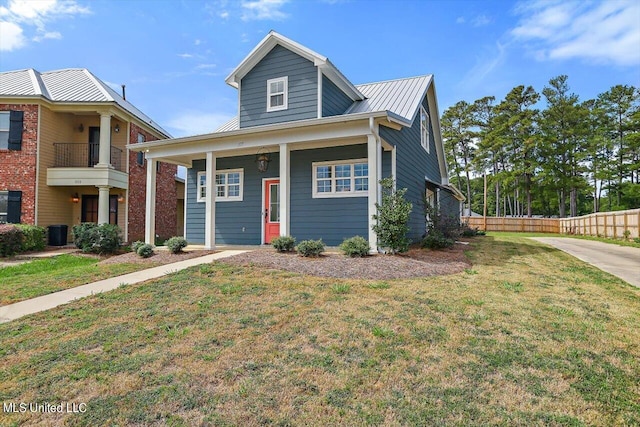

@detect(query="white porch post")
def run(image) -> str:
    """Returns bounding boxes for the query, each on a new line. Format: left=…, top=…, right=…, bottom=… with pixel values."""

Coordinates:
left=279, top=143, right=290, bottom=236
left=97, top=113, right=112, bottom=168
left=97, top=186, right=110, bottom=225
left=367, top=134, right=380, bottom=252
left=144, top=158, right=157, bottom=244
left=205, top=152, right=216, bottom=249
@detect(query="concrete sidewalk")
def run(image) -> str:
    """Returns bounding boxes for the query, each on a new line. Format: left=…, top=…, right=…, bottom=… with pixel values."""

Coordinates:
left=532, top=237, right=640, bottom=287
left=0, top=250, right=247, bottom=323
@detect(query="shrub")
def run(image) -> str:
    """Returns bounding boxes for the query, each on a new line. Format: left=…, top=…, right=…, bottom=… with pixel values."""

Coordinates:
left=271, top=235, right=296, bottom=252
left=72, top=223, right=123, bottom=254
left=166, top=236, right=188, bottom=254
left=421, top=230, right=454, bottom=249
left=460, top=224, right=485, bottom=237
left=0, top=224, right=23, bottom=257
left=16, top=224, right=46, bottom=252
left=296, top=239, right=325, bottom=257
left=137, top=243, right=154, bottom=258
left=130, top=240, right=145, bottom=253
left=339, top=236, right=370, bottom=257
left=634, top=237, right=640, bottom=244
left=372, top=177, right=413, bottom=254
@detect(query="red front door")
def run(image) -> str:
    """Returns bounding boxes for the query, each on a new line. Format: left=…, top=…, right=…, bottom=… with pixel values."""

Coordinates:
left=264, top=179, right=280, bottom=243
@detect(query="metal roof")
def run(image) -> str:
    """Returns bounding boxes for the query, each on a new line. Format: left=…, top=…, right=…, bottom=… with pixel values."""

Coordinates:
left=215, top=116, right=239, bottom=132
left=0, top=68, right=170, bottom=137
left=347, top=75, right=432, bottom=124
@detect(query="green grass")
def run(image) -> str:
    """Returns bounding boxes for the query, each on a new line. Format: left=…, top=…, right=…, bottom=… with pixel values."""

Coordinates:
left=0, top=254, right=160, bottom=306
left=0, top=235, right=638, bottom=426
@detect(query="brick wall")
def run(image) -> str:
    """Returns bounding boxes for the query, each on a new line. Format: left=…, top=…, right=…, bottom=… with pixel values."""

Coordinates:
left=0, top=104, right=38, bottom=224
left=128, top=123, right=177, bottom=241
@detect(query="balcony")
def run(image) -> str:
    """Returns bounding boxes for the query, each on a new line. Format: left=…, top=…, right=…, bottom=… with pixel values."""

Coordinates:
left=47, top=143, right=128, bottom=189
left=53, top=143, right=124, bottom=172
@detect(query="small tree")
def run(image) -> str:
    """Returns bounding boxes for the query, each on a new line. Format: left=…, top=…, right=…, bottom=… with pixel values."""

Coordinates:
left=372, top=177, right=413, bottom=254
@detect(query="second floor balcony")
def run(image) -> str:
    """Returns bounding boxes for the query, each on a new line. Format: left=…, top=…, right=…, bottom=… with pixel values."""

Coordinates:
left=53, top=143, right=125, bottom=172
left=47, top=143, right=128, bottom=189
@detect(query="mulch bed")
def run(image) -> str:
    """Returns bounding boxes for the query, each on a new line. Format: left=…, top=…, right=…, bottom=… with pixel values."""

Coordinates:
left=98, top=250, right=217, bottom=266
left=223, top=243, right=472, bottom=280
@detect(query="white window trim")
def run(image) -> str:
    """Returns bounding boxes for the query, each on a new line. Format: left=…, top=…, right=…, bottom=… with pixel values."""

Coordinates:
left=197, top=169, right=244, bottom=203
left=266, top=76, right=288, bottom=112
left=312, top=158, right=369, bottom=199
left=0, top=111, right=10, bottom=150
left=0, top=190, right=7, bottom=223
left=420, top=105, right=430, bottom=153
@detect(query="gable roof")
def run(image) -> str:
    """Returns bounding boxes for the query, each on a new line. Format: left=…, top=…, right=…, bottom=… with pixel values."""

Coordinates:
left=0, top=68, right=170, bottom=137
left=225, top=31, right=365, bottom=102
left=215, top=74, right=433, bottom=132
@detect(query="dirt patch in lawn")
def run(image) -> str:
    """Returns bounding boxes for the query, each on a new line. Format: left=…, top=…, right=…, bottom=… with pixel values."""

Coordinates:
left=223, top=243, right=472, bottom=279
left=98, top=250, right=217, bottom=266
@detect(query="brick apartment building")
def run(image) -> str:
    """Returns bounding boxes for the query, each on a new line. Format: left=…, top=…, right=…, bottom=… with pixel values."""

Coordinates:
left=0, top=68, right=178, bottom=242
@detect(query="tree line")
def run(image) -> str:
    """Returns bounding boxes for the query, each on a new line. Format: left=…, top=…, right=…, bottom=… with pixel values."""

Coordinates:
left=441, top=75, right=639, bottom=218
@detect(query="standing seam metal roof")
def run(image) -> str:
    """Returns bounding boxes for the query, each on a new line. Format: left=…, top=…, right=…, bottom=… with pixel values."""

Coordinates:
left=0, top=68, right=170, bottom=137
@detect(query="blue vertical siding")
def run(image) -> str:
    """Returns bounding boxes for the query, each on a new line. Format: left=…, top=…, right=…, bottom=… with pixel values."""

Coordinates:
left=185, top=155, right=279, bottom=244
left=322, top=75, right=352, bottom=117
left=240, top=45, right=318, bottom=128
left=290, top=145, right=369, bottom=245
left=439, top=188, right=461, bottom=220
left=379, top=96, right=440, bottom=242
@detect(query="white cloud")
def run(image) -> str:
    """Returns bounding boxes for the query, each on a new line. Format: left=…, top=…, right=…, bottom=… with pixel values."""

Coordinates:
left=0, top=0, right=90, bottom=51
left=178, top=53, right=194, bottom=58
left=456, top=16, right=465, bottom=24
left=472, top=14, right=491, bottom=27
left=219, top=10, right=229, bottom=19
left=166, top=111, right=235, bottom=137
left=511, top=0, right=640, bottom=66
left=0, top=20, right=26, bottom=51
left=241, top=0, right=288, bottom=21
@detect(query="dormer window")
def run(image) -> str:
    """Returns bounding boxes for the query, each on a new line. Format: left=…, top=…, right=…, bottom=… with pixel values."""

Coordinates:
left=267, top=76, right=288, bottom=112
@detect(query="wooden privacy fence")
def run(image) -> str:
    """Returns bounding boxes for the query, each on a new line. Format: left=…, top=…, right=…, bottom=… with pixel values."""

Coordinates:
left=461, top=217, right=560, bottom=233
left=558, top=209, right=640, bottom=239
left=461, top=208, right=640, bottom=239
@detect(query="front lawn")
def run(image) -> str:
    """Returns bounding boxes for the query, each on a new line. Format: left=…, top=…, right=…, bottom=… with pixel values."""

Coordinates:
left=0, top=254, right=160, bottom=306
left=0, top=236, right=638, bottom=426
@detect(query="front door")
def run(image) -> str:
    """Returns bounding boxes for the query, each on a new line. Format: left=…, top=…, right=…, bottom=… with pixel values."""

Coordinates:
left=264, top=179, right=280, bottom=243
left=81, top=195, right=117, bottom=224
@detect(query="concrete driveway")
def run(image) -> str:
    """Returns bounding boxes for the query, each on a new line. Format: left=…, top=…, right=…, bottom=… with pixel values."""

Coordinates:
left=532, top=237, right=640, bottom=287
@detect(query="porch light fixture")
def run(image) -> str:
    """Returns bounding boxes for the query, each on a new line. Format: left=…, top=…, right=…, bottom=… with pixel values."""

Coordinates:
left=114, top=124, right=120, bottom=133
left=78, top=123, right=84, bottom=132
left=255, top=148, right=271, bottom=173
left=71, top=193, right=79, bottom=203
left=117, top=193, right=125, bottom=203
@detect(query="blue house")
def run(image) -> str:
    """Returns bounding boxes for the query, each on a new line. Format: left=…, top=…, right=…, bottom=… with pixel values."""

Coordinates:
left=131, top=31, right=463, bottom=249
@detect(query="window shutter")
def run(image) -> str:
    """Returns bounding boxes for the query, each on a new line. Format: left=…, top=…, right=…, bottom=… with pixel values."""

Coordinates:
left=8, top=110, right=24, bottom=151
left=7, top=191, right=22, bottom=223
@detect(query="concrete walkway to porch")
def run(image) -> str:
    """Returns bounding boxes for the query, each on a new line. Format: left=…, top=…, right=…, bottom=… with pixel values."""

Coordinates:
left=0, top=250, right=247, bottom=324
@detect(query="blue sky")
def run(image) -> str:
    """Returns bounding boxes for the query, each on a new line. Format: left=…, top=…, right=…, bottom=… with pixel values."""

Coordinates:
left=1, top=0, right=639, bottom=138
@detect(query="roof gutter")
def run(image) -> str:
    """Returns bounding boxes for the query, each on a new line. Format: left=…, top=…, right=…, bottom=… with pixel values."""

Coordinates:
left=127, top=110, right=393, bottom=151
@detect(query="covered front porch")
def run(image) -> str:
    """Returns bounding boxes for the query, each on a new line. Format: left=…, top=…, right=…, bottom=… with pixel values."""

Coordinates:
left=131, top=115, right=399, bottom=251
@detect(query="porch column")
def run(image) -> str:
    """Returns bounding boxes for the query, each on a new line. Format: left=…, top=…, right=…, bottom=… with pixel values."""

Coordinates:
left=97, top=186, right=110, bottom=225
left=97, top=113, right=112, bottom=168
left=367, top=134, right=380, bottom=252
left=144, top=158, right=157, bottom=244
left=279, top=143, right=290, bottom=236
left=205, top=152, right=216, bottom=249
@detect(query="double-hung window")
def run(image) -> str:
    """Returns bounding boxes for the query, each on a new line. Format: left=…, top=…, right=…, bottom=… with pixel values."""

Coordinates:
left=313, top=159, right=368, bottom=198
left=0, top=112, right=9, bottom=150
left=197, top=169, right=243, bottom=202
left=420, top=105, right=430, bottom=153
left=267, top=76, right=288, bottom=112
left=0, top=191, right=7, bottom=223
